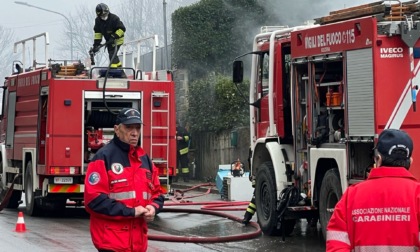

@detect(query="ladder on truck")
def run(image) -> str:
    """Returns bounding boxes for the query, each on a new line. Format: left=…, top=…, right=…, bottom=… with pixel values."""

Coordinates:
left=150, top=91, right=171, bottom=195
left=315, top=0, right=420, bottom=24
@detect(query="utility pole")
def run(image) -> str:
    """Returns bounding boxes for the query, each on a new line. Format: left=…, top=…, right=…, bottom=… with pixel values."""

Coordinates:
left=163, top=0, right=169, bottom=69
left=15, top=1, right=74, bottom=60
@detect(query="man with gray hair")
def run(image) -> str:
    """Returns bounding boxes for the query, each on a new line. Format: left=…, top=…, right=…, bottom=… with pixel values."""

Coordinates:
left=326, top=129, right=420, bottom=252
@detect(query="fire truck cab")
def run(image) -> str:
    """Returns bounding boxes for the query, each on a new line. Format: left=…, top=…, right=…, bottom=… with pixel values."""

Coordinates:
left=233, top=1, right=420, bottom=238
left=0, top=33, right=176, bottom=215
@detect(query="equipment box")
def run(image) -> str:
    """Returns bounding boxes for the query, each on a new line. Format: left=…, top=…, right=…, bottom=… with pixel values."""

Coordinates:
left=223, top=176, right=253, bottom=201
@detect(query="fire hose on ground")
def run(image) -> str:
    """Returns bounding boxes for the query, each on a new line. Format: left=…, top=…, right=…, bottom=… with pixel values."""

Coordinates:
left=148, top=183, right=262, bottom=243
left=0, top=174, right=21, bottom=212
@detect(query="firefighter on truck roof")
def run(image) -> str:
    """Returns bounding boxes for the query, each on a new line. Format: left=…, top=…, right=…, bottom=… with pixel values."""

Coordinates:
left=92, top=3, right=126, bottom=68
left=84, top=108, right=164, bottom=252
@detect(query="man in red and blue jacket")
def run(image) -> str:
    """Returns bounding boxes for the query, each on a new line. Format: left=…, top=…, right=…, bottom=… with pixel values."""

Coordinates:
left=326, top=129, right=420, bottom=252
left=84, top=108, right=164, bottom=252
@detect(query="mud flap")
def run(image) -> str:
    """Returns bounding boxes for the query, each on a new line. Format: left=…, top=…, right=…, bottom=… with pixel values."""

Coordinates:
left=0, top=174, right=21, bottom=212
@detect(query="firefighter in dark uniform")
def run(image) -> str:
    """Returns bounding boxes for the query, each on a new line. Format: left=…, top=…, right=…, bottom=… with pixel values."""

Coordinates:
left=243, top=149, right=257, bottom=225
left=92, top=3, right=126, bottom=68
left=242, top=176, right=256, bottom=225
left=84, top=108, right=164, bottom=252
left=175, top=121, right=190, bottom=182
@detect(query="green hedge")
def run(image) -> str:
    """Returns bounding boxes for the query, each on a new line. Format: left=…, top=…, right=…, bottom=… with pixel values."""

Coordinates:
left=172, top=0, right=268, bottom=79
left=186, top=74, right=249, bottom=132
left=172, top=0, right=270, bottom=132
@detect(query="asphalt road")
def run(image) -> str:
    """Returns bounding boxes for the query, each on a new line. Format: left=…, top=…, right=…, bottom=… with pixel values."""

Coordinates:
left=0, top=190, right=326, bottom=252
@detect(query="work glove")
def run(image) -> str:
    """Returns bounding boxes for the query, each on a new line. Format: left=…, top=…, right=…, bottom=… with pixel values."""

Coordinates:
left=92, top=44, right=100, bottom=53
left=108, top=34, right=116, bottom=46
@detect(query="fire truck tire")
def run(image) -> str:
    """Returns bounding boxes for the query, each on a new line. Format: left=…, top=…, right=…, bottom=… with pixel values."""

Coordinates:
left=25, top=161, right=41, bottom=216
left=319, top=168, right=342, bottom=240
left=255, top=161, right=286, bottom=236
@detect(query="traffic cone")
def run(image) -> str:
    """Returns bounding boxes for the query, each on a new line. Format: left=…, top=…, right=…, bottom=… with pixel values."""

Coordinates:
left=15, top=211, right=27, bottom=232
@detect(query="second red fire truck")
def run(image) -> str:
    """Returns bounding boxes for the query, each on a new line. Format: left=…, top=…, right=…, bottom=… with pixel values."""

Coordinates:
left=234, top=0, right=420, bottom=238
left=0, top=33, right=176, bottom=215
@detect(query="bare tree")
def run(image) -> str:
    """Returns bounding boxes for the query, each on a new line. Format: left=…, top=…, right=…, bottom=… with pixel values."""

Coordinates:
left=64, top=6, right=108, bottom=66
left=0, top=26, right=16, bottom=108
left=0, top=26, right=16, bottom=83
left=60, top=0, right=198, bottom=66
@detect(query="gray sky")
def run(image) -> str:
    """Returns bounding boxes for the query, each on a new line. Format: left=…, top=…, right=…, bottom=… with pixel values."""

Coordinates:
left=2, top=0, right=380, bottom=53
left=1, top=0, right=386, bottom=65
left=3, top=0, right=380, bottom=47
left=3, top=0, right=109, bottom=56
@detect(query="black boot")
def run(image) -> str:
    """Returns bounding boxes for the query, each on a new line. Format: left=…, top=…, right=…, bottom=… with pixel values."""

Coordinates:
left=242, top=211, right=253, bottom=225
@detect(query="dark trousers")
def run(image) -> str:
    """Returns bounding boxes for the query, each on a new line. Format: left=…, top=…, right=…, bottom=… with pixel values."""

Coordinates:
left=107, top=44, right=121, bottom=66
left=176, top=153, right=189, bottom=181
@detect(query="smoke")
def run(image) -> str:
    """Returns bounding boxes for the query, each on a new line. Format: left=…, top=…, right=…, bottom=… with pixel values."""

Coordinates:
left=220, top=0, right=355, bottom=50
left=258, top=0, right=375, bottom=26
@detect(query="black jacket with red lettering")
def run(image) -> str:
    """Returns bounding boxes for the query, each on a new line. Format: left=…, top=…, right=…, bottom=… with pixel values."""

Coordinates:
left=84, top=135, right=164, bottom=252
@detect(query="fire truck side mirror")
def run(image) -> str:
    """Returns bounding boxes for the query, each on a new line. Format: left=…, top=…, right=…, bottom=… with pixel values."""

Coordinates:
left=233, top=60, right=244, bottom=83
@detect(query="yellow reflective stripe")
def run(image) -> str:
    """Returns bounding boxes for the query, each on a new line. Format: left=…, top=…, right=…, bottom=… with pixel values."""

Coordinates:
left=326, top=230, right=350, bottom=245
left=246, top=202, right=256, bottom=213
left=115, top=29, right=124, bottom=37
left=184, top=136, right=190, bottom=141
left=354, top=246, right=417, bottom=252
left=109, top=191, right=136, bottom=200
left=179, top=147, right=188, bottom=155
left=181, top=167, right=189, bottom=174
left=246, top=208, right=255, bottom=214
left=116, top=37, right=124, bottom=45
left=94, top=33, right=102, bottom=40
left=175, top=168, right=179, bottom=174
left=110, top=62, right=122, bottom=68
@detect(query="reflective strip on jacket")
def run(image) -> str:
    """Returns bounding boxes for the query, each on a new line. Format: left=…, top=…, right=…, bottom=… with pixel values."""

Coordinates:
left=326, top=167, right=420, bottom=252
left=84, top=136, right=164, bottom=252
left=176, top=125, right=189, bottom=155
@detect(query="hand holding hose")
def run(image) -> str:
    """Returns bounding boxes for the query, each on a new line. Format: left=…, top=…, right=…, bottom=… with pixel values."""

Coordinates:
left=89, top=43, right=107, bottom=66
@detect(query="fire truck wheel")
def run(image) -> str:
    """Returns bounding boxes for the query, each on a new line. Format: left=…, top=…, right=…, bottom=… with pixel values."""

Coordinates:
left=255, top=161, right=286, bottom=236
left=319, top=168, right=342, bottom=240
left=25, top=161, right=41, bottom=216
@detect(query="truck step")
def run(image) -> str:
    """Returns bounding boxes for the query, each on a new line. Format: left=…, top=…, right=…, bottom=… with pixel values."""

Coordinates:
left=6, top=183, right=22, bottom=190
left=5, top=167, right=20, bottom=174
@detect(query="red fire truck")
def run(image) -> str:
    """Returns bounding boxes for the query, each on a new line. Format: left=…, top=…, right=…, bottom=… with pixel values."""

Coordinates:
left=233, top=1, right=420, bottom=238
left=0, top=33, right=176, bottom=215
